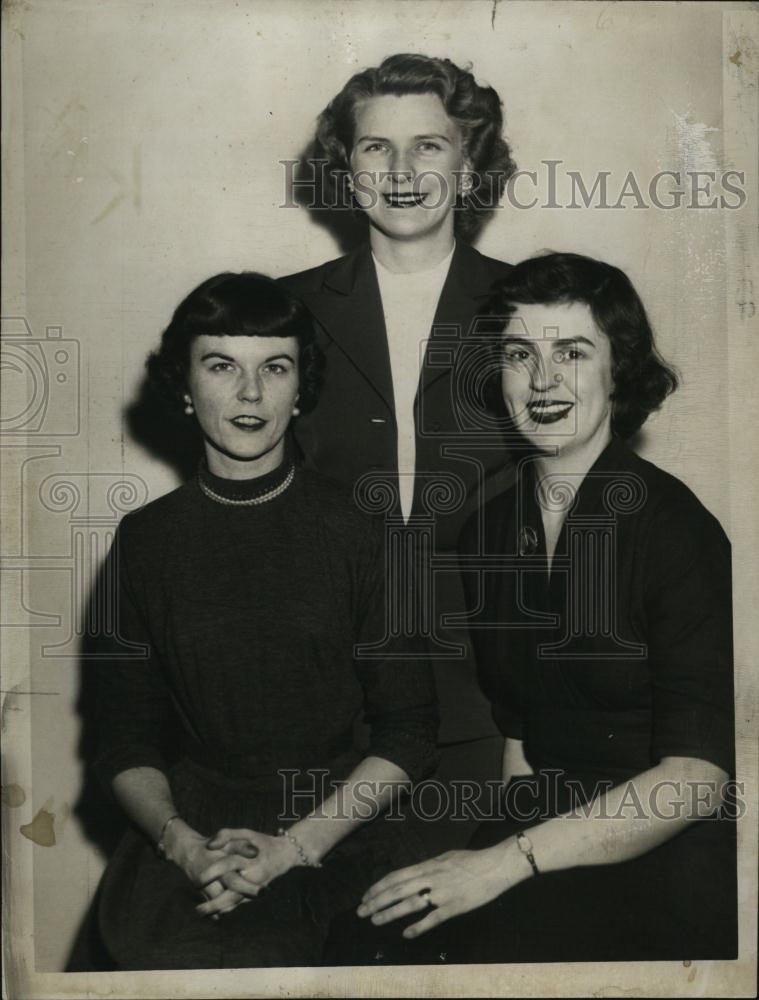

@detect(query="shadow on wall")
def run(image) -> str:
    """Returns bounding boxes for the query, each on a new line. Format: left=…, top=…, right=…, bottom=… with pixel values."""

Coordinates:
left=125, top=377, right=205, bottom=484
left=291, top=140, right=369, bottom=257
left=68, top=568, right=124, bottom=972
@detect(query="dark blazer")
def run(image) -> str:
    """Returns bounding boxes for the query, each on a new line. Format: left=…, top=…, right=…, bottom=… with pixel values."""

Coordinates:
left=281, top=240, right=513, bottom=550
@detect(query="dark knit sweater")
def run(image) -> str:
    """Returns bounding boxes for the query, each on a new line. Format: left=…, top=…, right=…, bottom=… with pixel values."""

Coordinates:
left=94, top=459, right=439, bottom=791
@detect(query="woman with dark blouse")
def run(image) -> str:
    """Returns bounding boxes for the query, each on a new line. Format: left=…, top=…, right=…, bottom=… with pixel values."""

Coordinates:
left=357, top=252, right=737, bottom=962
left=93, top=272, right=438, bottom=969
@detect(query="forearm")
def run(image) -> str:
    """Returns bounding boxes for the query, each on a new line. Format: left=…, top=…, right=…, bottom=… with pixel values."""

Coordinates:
left=111, top=766, right=179, bottom=842
left=493, top=756, right=727, bottom=876
left=111, top=765, right=200, bottom=864
left=288, top=755, right=409, bottom=863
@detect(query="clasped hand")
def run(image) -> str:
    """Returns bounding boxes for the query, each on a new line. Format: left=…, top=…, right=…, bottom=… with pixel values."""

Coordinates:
left=356, top=848, right=514, bottom=939
left=170, top=824, right=300, bottom=918
left=192, top=828, right=301, bottom=918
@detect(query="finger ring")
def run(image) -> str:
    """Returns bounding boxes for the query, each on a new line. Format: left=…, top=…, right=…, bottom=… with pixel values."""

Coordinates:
left=418, top=889, right=432, bottom=906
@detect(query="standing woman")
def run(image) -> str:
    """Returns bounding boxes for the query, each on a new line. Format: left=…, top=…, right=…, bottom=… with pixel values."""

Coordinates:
left=93, top=272, right=438, bottom=969
left=357, top=253, right=737, bottom=962
left=282, top=52, right=517, bottom=744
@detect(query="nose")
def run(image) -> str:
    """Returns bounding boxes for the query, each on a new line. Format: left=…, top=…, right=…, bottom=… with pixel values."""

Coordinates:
left=388, top=149, right=412, bottom=182
left=236, top=370, right=262, bottom=402
left=529, top=353, right=562, bottom=393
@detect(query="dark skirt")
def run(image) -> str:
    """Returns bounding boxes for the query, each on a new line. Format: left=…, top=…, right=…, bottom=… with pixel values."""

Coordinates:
left=331, top=771, right=739, bottom=966
left=98, top=752, right=427, bottom=970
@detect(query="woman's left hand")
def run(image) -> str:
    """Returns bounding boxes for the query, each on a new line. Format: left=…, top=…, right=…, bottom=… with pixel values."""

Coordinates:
left=357, top=847, right=517, bottom=939
left=194, top=827, right=301, bottom=917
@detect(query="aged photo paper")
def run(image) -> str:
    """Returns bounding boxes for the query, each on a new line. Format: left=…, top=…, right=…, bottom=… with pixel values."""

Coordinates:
left=2, top=1, right=757, bottom=997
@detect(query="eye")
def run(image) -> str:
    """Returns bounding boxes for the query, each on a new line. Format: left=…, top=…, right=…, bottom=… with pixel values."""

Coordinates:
left=209, top=361, right=234, bottom=373
left=262, top=362, right=289, bottom=375
left=417, top=141, right=442, bottom=153
left=554, top=348, right=585, bottom=362
left=502, top=347, right=530, bottom=361
left=362, top=142, right=387, bottom=154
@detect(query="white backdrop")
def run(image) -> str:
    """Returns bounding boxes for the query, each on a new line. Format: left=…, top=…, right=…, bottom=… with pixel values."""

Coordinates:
left=2, top=0, right=757, bottom=994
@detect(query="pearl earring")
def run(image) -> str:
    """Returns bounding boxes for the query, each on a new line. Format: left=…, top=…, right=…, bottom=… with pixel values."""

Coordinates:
left=292, top=406, right=301, bottom=417
left=184, top=395, right=194, bottom=415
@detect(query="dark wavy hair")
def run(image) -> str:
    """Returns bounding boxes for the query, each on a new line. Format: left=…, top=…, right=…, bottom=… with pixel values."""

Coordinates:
left=482, top=252, right=679, bottom=439
left=147, top=272, right=323, bottom=414
left=314, top=53, right=516, bottom=239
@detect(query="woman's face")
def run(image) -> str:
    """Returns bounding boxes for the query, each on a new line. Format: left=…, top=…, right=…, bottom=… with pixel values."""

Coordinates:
left=499, top=302, right=615, bottom=460
left=349, top=92, right=468, bottom=243
left=186, top=334, right=299, bottom=478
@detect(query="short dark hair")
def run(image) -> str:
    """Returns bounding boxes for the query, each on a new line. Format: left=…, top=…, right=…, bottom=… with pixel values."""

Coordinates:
left=482, top=252, right=679, bottom=439
left=147, top=272, right=323, bottom=414
left=314, top=53, right=516, bottom=239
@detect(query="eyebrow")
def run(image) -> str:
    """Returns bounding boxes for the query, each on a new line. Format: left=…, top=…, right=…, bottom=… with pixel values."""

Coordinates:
left=200, top=351, right=235, bottom=362
left=501, top=335, right=597, bottom=348
left=263, top=353, right=296, bottom=364
left=355, top=133, right=452, bottom=144
left=199, top=351, right=296, bottom=364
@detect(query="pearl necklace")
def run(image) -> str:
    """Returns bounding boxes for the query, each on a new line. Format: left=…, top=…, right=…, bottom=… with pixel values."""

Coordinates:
left=198, top=464, right=295, bottom=506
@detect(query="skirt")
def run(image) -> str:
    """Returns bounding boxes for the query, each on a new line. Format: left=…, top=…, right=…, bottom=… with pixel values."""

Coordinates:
left=98, top=751, right=428, bottom=969
left=330, top=770, right=739, bottom=965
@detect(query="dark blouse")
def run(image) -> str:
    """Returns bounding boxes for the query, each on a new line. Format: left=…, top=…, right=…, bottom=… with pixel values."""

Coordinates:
left=94, top=460, right=439, bottom=791
left=458, top=437, right=734, bottom=783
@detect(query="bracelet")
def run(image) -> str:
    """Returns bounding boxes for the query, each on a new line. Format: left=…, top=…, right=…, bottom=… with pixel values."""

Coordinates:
left=277, top=827, right=322, bottom=869
left=516, top=831, right=540, bottom=876
left=156, top=814, right=181, bottom=858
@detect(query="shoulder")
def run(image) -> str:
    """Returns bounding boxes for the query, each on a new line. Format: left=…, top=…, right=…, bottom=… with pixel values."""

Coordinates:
left=612, top=446, right=730, bottom=576
left=278, top=250, right=354, bottom=295
left=116, top=482, right=195, bottom=549
left=623, top=446, right=727, bottom=541
left=453, top=241, right=512, bottom=282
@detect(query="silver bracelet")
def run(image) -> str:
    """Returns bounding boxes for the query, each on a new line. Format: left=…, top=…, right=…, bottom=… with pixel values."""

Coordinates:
left=277, top=827, right=322, bottom=868
left=516, top=830, right=540, bottom=876
left=156, top=813, right=181, bottom=857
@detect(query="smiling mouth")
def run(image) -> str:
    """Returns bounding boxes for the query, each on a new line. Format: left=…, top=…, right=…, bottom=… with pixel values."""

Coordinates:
left=527, top=400, right=575, bottom=424
left=229, top=415, right=267, bottom=431
left=383, top=192, right=428, bottom=208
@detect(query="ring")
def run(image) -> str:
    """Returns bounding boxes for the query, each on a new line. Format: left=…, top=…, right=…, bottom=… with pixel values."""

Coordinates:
left=418, top=889, right=432, bottom=907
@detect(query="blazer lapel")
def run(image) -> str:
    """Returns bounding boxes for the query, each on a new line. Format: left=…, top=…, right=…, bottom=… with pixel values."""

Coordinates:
left=417, top=240, right=503, bottom=399
left=297, top=244, right=395, bottom=413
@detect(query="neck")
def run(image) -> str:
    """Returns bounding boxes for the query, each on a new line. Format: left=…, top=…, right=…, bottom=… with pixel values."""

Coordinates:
left=204, top=440, right=285, bottom=480
left=533, top=426, right=614, bottom=504
left=369, top=222, right=455, bottom=274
